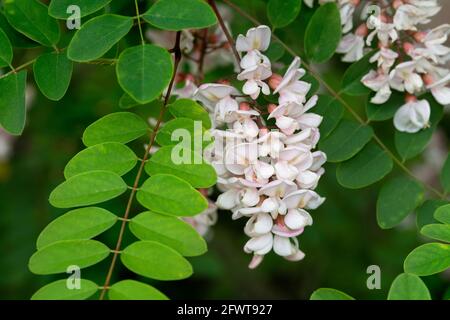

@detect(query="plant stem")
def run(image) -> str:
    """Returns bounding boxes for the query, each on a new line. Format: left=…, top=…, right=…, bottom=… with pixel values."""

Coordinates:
left=134, top=0, right=145, bottom=45
left=99, top=31, right=182, bottom=300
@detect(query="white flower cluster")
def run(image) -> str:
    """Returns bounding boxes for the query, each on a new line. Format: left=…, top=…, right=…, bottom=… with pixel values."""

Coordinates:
left=193, top=26, right=326, bottom=269
left=309, top=0, right=449, bottom=133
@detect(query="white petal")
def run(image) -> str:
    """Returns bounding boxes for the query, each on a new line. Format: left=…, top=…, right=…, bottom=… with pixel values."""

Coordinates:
left=273, top=235, right=292, bottom=257
left=285, top=209, right=313, bottom=230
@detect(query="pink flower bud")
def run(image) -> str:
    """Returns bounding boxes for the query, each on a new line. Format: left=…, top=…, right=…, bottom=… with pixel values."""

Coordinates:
left=403, top=42, right=414, bottom=54
left=405, top=93, right=417, bottom=103
left=268, top=103, right=278, bottom=113
left=393, top=0, right=404, bottom=10
left=259, top=127, right=269, bottom=136
left=422, top=74, right=434, bottom=86
left=217, top=79, right=230, bottom=85
left=355, top=24, right=368, bottom=37
left=268, top=74, right=283, bottom=90
left=239, top=102, right=251, bottom=110
left=413, top=31, right=427, bottom=43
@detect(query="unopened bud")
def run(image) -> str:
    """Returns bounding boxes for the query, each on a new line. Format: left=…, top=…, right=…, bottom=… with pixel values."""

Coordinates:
left=403, top=42, right=414, bottom=54
left=239, top=102, right=251, bottom=111
left=217, top=79, right=230, bottom=85
left=393, top=0, right=404, bottom=10
left=422, top=74, right=434, bottom=86
left=268, top=103, right=278, bottom=113
left=405, top=93, right=417, bottom=103
left=355, top=24, right=368, bottom=37
left=268, top=74, right=283, bottom=90
left=413, top=31, right=427, bottom=43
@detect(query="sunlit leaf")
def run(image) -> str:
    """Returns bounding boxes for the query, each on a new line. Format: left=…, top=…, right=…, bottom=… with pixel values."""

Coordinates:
left=310, top=288, right=354, bottom=300
left=31, top=279, right=98, bottom=300
left=49, top=0, right=112, bottom=19
left=109, top=280, right=168, bottom=300
left=0, top=71, right=27, bottom=135
left=388, top=273, right=431, bottom=300
left=404, top=243, right=450, bottom=276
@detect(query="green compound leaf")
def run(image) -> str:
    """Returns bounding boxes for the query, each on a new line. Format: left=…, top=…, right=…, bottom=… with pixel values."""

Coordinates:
left=82, top=112, right=149, bottom=147
left=416, top=200, right=448, bottom=229
left=119, top=93, right=142, bottom=110
left=267, top=0, right=301, bottom=29
left=310, top=288, right=354, bottom=300
left=421, top=224, right=450, bottom=243
left=0, top=70, right=27, bottom=135
left=29, top=240, right=110, bottom=275
left=366, top=91, right=403, bottom=121
left=377, top=176, right=424, bottom=229
left=156, top=117, right=211, bottom=150
left=68, top=14, right=133, bottom=62
left=314, top=96, right=344, bottom=138
left=341, top=51, right=375, bottom=96
left=304, top=3, right=341, bottom=63
left=143, top=0, right=217, bottom=31
left=0, top=27, right=13, bottom=68
left=64, top=142, right=138, bottom=179
left=31, top=279, right=98, bottom=300
left=33, top=51, right=73, bottom=101
left=441, top=154, right=450, bottom=193
left=0, top=13, right=39, bottom=48
left=395, top=99, right=443, bottom=161
left=168, top=99, right=212, bottom=130
left=435, top=204, right=450, bottom=225
left=137, top=174, right=208, bottom=217
left=404, top=243, right=450, bottom=276
left=130, top=211, right=207, bottom=257
left=49, top=170, right=127, bottom=208
left=49, top=0, right=112, bottom=19
left=319, top=120, right=373, bottom=163
left=116, top=44, right=173, bottom=104
left=121, top=241, right=193, bottom=280
left=3, top=0, right=60, bottom=47
left=36, top=207, right=117, bottom=249
left=337, top=142, right=393, bottom=189
left=145, top=146, right=216, bottom=188
left=388, top=273, right=431, bottom=300
left=109, top=280, right=168, bottom=300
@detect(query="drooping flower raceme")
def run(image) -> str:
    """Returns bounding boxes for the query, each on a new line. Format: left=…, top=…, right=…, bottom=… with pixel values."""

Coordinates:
left=194, top=26, right=326, bottom=269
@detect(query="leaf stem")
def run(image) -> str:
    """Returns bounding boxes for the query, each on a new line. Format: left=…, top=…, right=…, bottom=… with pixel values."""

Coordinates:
left=134, top=0, right=145, bottom=45
left=220, top=0, right=446, bottom=199
left=98, top=31, right=183, bottom=300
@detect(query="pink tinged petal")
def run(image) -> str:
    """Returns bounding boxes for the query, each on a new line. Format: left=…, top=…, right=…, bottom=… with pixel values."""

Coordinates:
left=393, top=100, right=431, bottom=133
left=285, top=209, right=313, bottom=230
left=261, top=197, right=279, bottom=212
left=242, top=79, right=260, bottom=97
left=272, top=223, right=304, bottom=237
left=283, top=190, right=324, bottom=209
left=216, top=189, right=239, bottom=210
left=242, top=188, right=260, bottom=207
left=248, top=254, right=265, bottom=269
left=273, top=235, right=293, bottom=257
left=296, top=170, right=320, bottom=189
left=284, top=249, right=305, bottom=261
left=304, top=95, right=319, bottom=112
left=268, top=104, right=287, bottom=119
left=276, top=116, right=298, bottom=135
left=258, top=180, right=297, bottom=198
left=238, top=207, right=264, bottom=217
left=275, top=161, right=299, bottom=181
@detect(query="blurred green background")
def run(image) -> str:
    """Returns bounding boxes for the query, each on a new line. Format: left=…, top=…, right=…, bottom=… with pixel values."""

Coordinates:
left=1, top=0, right=449, bottom=300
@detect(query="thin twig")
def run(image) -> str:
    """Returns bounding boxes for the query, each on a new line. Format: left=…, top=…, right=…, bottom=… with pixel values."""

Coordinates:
left=99, top=31, right=183, bottom=300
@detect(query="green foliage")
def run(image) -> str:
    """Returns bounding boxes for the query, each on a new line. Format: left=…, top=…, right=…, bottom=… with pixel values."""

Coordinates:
left=441, top=154, right=450, bottom=193
left=108, top=280, right=168, bottom=300
left=49, top=0, right=113, bottom=19
left=156, top=117, right=210, bottom=150
left=341, top=51, right=374, bottom=96
left=421, top=224, right=450, bottom=243
left=36, top=207, right=117, bottom=249
left=143, top=0, right=218, bottom=31
left=64, top=142, right=138, bottom=179
left=31, top=279, right=98, bottom=300
left=435, top=204, right=450, bottom=225
left=68, top=14, right=133, bottom=62
left=336, top=142, right=393, bottom=189
left=376, top=177, right=424, bottom=229
left=168, top=99, right=212, bottom=129
left=130, top=211, right=207, bottom=257
left=404, top=243, right=450, bottom=276
left=29, top=240, right=110, bottom=274
left=3, top=0, right=60, bottom=47
left=304, top=3, right=341, bottom=63
left=82, top=112, right=149, bottom=146
left=116, top=45, right=173, bottom=104
left=387, top=273, right=431, bottom=300
left=313, top=96, right=344, bottom=138
left=49, top=170, right=128, bottom=208
left=121, top=241, right=193, bottom=280
left=145, top=146, right=216, bottom=188
left=137, top=174, right=208, bottom=216
left=33, top=52, right=73, bottom=101
left=267, top=0, right=301, bottom=29
left=0, top=71, right=27, bottom=135
left=0, top=27, right=13, bottom=68
left=319, top=120, right=373, bottom=162
left=366, top=92, right=403, bottom=121
left=310, top=288, right=354, bottom=300
left=416, top=200, right=448, bottom=229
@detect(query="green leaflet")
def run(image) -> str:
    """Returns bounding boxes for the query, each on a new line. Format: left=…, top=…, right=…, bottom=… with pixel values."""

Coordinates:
left=267, top=0, right=301, bottom=29
left=121, top=241, right=193, bottom=280
left=49, top=170, right=128, bottom=208
left=313, top=95, right=344, bottom=138
left=376, top=176, right=424, bottom=229
left=366, top=91, right=403, bottom=121
left=304, top=3, right=341, bottom=63
left=145, top=146, right=216, bottom=188
left=387, top=273, right=431, bottom=300
left=440, top=154, right=450, bottom=193
left=137, top=174, right=208, bottom=217
left=109, top=280, right=168, bottom=300
left=435, top=204, right=450, bottom=225
left=341, top=51, right=375, bottom=96
left=168, top=99, right=212, bottom=130
left=143, top=0, right=217, bottom=31
left=156, top=117, right=211, bottom=150
left=416, top=200, right=448, bottom=229
left=336, top=142, right=393, bottom=189
left=33, top=52, right=73, bottom=101
left=68, top=14, right=133, bottom=62
left=31, top=279, right=98, bottom=300
left=36, top=207, right=118, bottom=249
left=29, top=240, right=110, bottom=275
left=310, top=288, right=354, bottom=300
left=64, top=142, right=138, bottom=179
left=0, top=27, right=13, bottom=68
left=49, top=0, right=112, bottom=19
left=421, top=224, right=450, bottom=243
left=82, top=112, right=149, bottom=147
left=404, top=243, right=450, bottom=276
left=116, top=44, right=173, bottom=104
left=3, top=0, right=60, bottom=47
left=319, top=120, right=373, bottom=163
left=130, top=211, right=207, bottom=257
left=0, top=71, right=27, bottom=135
